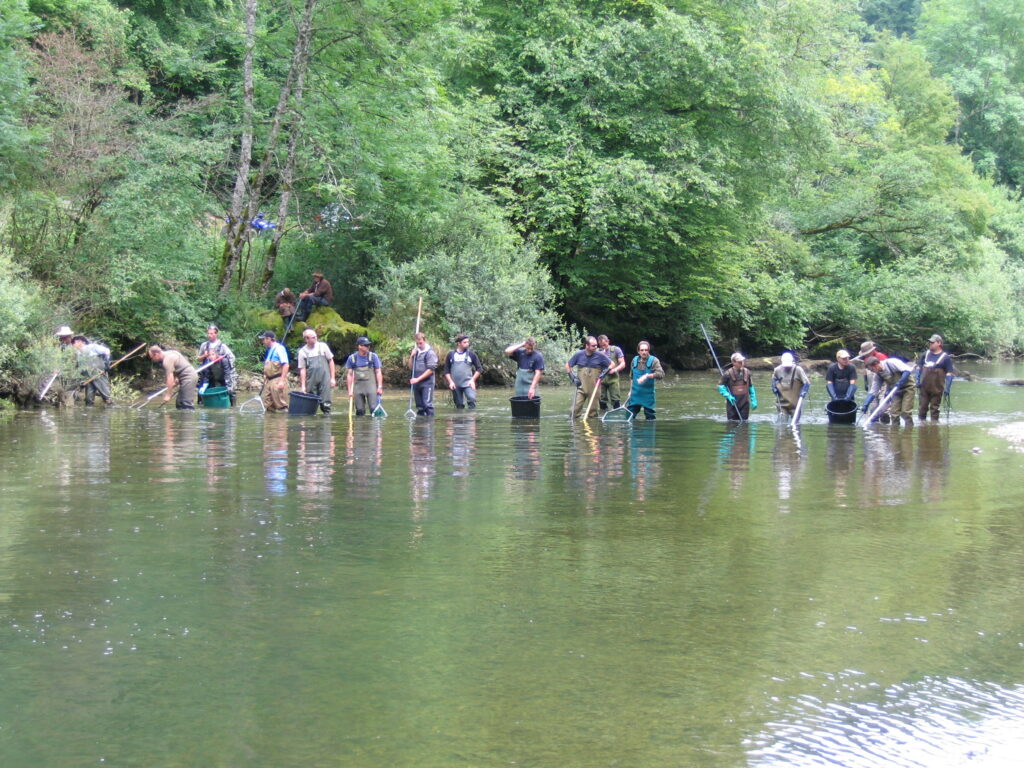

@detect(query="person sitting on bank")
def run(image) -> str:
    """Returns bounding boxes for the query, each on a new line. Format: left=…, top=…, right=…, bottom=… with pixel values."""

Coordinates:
left=826, top=349, right=857, bottom=402
left=597, top=334, right=626, bottom=411
left=71, top=335, right=112, bottom=406
left=444, top=334, right=483, bottom=410
left=346, top=336, right=383, bottom=416
left=771, top=352, right=810, bottom=417
left=297, top=328, right=336, bottom=415
left=148, top=345, right=199, bottom=410
left=197, top=324, right=237, bottom=405
left=916, top=333, right=954, bottom=421
left=295, top=270, right=333, bottom=321
left=627, top=340, right=665, bottom=420
left=257, top=330, right=290, bottom=412
left=275, top=288, right=297, bottom=322
left=565, top=336, right=612, bottom=419
left=505, top=337, right=544, bottom=399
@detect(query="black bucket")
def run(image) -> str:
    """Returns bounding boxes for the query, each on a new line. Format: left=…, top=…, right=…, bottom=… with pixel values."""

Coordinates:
left=509, top=395, right=541, bottom=419
left=288, top=391, right=321, bottom=415
left=825, top=398, right=858, bottom=424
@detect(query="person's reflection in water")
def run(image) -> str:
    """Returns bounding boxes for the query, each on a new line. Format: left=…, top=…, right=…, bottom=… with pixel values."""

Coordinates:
left=862, top=428, right=914, bottom=506
left=917, top=424, right=950, bottom=504
left=698, top=423, right=758, bottom=514
left=772, top=425, right=806, bottom=513
left=562, top=420, right=624, bottom=512
left=262, top=416, right=290, bottom=497
left=508, top=421, right=541, bottom=482
left=344, top=418, right=383, bottom=498
left=628, top=422, right=659, bottom=507
left=409, top=419, right=436, bottom=532
left=446, top=415, right=477, bottom=495
left=296, top=421, right=335, bottom=514
left=824, top=424, right=857, bottom=504
left=201, top=409, right=236, bottom=490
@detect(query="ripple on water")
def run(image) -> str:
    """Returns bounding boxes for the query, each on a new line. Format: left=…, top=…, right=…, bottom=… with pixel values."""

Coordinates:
left=746, top=676, right=1024, bottom=767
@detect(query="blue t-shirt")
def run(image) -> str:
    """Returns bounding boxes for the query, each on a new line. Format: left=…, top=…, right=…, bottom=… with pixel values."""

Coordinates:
left=346, top=351, right=381, bottom=369
left=512, top=347, right=545, bottom=371
left=567, top=349, right=612, bottom=371
left=264, top=342, right=288, bottom=365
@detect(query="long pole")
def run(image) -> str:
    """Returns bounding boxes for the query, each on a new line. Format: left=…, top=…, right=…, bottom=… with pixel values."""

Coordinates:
left=37, top=370, right=61, bottom=401
left=136, top=355, right=225, bottom=409
left=406, top=296, right=423, bottom=418
left=699, top=322, right=724, bottom=376
left=77, top=342, right=146, bottom=390
left=790, top=394, right=805, bottom=426
left=862, top=385, right=900, bottom=428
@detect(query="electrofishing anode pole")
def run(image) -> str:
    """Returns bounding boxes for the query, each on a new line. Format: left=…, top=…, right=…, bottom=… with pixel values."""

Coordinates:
left=700, top=322, right=725, bottom=376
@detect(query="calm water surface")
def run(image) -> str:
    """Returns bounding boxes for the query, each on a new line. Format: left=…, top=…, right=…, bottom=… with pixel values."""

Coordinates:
left=2, top=365, right=1024, bottom=767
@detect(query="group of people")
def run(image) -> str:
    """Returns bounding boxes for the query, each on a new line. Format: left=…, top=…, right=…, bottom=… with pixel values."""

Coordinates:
left=717, top=336, right=955, bottom=424
left=52, top=294, right=955, bottom=425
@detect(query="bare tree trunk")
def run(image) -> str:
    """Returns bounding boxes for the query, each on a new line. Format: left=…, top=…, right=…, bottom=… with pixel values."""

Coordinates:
left=219, top=0, right=258, bottom=292
left=259, top=1, right=315, bottom=293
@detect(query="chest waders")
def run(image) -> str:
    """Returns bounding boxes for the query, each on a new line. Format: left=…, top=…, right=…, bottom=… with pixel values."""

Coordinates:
left=919, top=353, right=949, bottom=420
left=352, top=357, right=376, bottom=415
left=573, top=366, right=602, bottom=419
left=630, top=357, right=657, bottom=413
left=450, top=355, right=477, bottom=409
left=774, top=369, right=802, bottom=411
left=599, top=350, right=622, bottom=409
left=725, top=369, right=750, bottom=421
left=262, top=360, right=288, bottom=411
left=515, top=368, right=535, bottom=397
left=305, top=350, right=332, bottom=413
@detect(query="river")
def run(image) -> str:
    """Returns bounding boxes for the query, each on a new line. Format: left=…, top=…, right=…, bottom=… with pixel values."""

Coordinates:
left=2, top=365, right=1024, bottom=767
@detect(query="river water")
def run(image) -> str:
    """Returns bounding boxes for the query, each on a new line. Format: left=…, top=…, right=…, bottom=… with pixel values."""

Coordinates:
left=2, top=365, right=1024, bottom=767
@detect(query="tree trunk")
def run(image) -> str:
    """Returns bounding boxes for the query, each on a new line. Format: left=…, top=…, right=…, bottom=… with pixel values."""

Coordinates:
left=219, top=0, right=258, bottom=292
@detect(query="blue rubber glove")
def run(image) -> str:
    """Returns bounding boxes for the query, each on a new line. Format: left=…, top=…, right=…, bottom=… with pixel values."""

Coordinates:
left=897, top=371, right=911, bottom=390
left=569, top=373, right=581, bottom=388
left=718, top=384, right=737, bottom=405
left=861, top=394, right=875, bottom=413
left=750, top=386, right=758, bottom=410
left=826, top=383, right=837, bottom=400
left=771, top=381, right=780, bottom=398
left=800, top=382, right=810, bottom=398
left=844, top=384, right=857, bottom=401
left=944, top=377, right=952, bottom=395
left=915, top=371, right=922, bottom=387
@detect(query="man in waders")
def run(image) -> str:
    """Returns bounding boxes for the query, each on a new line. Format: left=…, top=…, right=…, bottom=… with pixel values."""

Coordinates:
left=771, top=352, right=810, bottom=417
left=826, top=349, right=857, bottom=401
left=718, top=352, right=758, bottom=421
left=627, top=340, right=665, bottom=420
left=916, top=334, right=954, bottom=421
left=258, top=330, right=290, bottom=412
left=197, top=324, right=237, bottom=405
left=410, top=332, right=439, bottom=416
left=505, top=337, right=545, bottom=399
left=862, top=355, right=913, bottom=425
left=597, top=334, right=626, bottom=411
left=297, top=328, right=336, bottom=414
left=444, top=335, right=483, bottom=409
left=71, top=335, right=112, bottom=405
left=148, top=345, right=199, bottom=410
left=565, top=336, right=612, bottom=419
left=346, top=336, right=383, bottom=415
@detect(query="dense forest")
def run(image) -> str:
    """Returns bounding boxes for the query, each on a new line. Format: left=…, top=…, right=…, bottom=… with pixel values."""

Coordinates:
left=3, top=0, right=1024, bottom=388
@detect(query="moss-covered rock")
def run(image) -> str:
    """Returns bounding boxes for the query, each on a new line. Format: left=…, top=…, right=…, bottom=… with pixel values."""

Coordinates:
left=253, top=307, right=369, bottom=359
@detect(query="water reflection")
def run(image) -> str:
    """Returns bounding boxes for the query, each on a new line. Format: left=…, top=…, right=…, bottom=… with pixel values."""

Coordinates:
left=296, top=421, right=335, bottom=513
left=748, top=676, right=1024, bottom=768
left=917, top=425, right=950, bottom=504
left=409, top=419, right=436, bottom=522
left=772, top=426, right=806, bottom=514
left=716, top=422, right=758, bottom=499
left=508, top=421, right=541, bottom=482
left=262, top=415, right=290, bottom=497
left=446, top=415, right=477, bottom=493
left=343, top=419, right=383, bottom=497
left=825, top=425, right=857, bottom=503
left=628, top=422, right=658, bottom=505
left=562, top=421, right=628, bottom=512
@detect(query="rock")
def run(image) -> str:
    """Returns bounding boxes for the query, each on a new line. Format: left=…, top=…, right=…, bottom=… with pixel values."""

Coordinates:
left=253, top=307, right=370, bottom=358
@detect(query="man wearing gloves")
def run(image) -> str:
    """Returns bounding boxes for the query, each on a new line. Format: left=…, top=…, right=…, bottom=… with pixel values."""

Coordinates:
left=718, top=352, right=757, bottom=421
left=916, top=334, right=954, bottom=421
left=771, top=352, right=810, bottom=418
left=862, top=355, right=914, bottom=425
left=825, top=349, right=857, bottom=402
left=565, top=336, right=612, bottom=419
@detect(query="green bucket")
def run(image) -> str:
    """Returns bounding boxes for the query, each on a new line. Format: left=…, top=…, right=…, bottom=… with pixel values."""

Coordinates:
left=200, top=386, right=231, bottom=408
